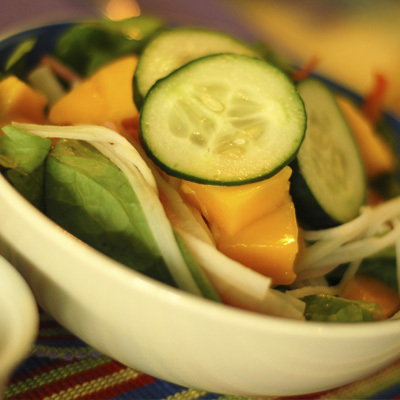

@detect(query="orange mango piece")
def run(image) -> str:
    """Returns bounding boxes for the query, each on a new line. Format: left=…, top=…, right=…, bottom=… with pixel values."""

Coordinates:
left=215, top=195, right=298, bottom=286
left=336, top=95, right=396, bottom=179
left=340, top=274, right=400, bottom=318
left=49, top=56, right=138, bottom=126
left=0, top=75, right=47, bottom=128
left=180, top=166, right=292, bottom=236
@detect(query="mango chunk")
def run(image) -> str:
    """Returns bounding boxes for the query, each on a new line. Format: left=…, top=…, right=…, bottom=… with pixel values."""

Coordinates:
left=340, top=274, right=400, bottom=318
left=0, top=75, right=47, bottom=128
left=336, top=95, right=396, bottom=179
left=215, top=195, right=298, bottom=286
left=49, top=56, right=138, bottom=126
left=180, top=166, right=292, bottom=236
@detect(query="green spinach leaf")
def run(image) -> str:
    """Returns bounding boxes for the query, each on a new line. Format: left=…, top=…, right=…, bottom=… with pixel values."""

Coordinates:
left=54, top=15, right=164, bottom=77
left=0, top=38, right=37, bottom=80
left=45, top=138, right=176, bottom=285
left=302, top=294, right=385, bottom=322
left=357, top=247, right=398, bottom=292
left=0, top=125, right=52, bottom=210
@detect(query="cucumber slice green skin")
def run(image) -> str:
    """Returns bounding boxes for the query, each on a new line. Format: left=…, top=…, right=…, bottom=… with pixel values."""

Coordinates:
left=140, top=53, right=306, bottom=186
left=133, top=27, right=261, bottom=109
left=290, top=78, right=367, bottom=229
left=290, top=158, right=341, bottom=229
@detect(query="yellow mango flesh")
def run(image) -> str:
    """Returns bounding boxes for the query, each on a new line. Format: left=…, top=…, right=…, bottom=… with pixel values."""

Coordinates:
left=0, top=75, right=47, bottom=128
left=180, top=166, right=292, bottom=236
left=336, top=95, right=396, bottom=179
left=215, top=195, right=298, bottom=286
left=49, top=56, right=138, bottom=126
left=180, top=167, right=299, bottom=285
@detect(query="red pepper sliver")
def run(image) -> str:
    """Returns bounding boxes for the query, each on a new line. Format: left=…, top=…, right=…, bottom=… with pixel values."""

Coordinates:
left=362, top=72, right=388, bottom=126
left=291, top=55, right=320, bottom=82
left=40, top=55, right=82, bottom=86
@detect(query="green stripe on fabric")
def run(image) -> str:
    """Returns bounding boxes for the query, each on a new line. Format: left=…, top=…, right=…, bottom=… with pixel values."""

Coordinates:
left=5, top=355, right=111, bottom=397
left=31, top=344, right=100, bottom=358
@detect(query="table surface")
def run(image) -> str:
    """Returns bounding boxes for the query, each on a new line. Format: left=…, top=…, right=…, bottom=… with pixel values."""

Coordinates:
left=3, top=309, right=400, bottom=400
left=1, top=1, right=400, bottom=398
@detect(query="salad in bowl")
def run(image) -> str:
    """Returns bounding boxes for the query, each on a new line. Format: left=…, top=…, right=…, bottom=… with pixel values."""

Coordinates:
left=0, top=15, right=400, bottom=396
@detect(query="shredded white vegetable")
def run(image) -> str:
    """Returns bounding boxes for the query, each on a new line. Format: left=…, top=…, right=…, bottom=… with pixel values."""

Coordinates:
left=177, top=229, right=305, bottom=320
left=295, top=198, right=400, bottom=286
left=121, top=133, right=216, bottom=246
left=302, top=206, right=373, bottom=242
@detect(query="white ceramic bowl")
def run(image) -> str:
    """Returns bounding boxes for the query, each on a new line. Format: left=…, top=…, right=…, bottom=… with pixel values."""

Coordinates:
left=0, top=256, right=38, bottom=398
left=0, top=23, right=400, bottom=397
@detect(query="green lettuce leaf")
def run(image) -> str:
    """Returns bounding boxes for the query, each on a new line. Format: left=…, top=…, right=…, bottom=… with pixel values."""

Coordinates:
left=252, top=41, right=295, bottom=77
left=0, top=38, right=37, bottom=80
left=357, top=247, right=398, bottom=292
left=302, top=294, right=385, bottom=322
left=54, top=15, right=164, bottom=77
left=0, top=125, right=52, bottom=210
left=45, top=138, right=176, bottom=285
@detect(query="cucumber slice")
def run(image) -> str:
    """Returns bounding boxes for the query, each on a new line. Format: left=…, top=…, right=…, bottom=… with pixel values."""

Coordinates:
left=140, top=53, right=306, bottom=186
left=133, top=27, right=260, bottom=108
left=290, top=78, right=367, bottom=229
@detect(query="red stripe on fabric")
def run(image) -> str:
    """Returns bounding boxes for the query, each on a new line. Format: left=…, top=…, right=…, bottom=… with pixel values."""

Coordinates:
left=9, top=359, right=71, bottom=385
left=76, top=373, right=156, bottom=400
left=7, top=361, right=124, bottom=400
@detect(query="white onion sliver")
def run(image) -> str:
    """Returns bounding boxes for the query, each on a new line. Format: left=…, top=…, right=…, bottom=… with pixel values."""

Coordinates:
left=149, top=164, right=215, bottom=246
left=296, top=237, right=349, bottom=272
left=12, top=122, right=157, bottom=193
left=337, top=259, right=362, bottom=290
left=310, top=223, right=400, bottom=271
left=260, top=290, right=305, bottom=320
left=94, top=141, right=202, bottom=296
left=177, top=229, right=271, bottom=300
left=297, top=196, right=400, bottom=281
left=302, top=206, right=372, bottom=241
left=366, top=197, right=400, bottom=236
left=176, top=229, right=305, bottom=320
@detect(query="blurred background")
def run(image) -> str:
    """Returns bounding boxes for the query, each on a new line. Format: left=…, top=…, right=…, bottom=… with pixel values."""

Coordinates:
left=1, top=0, right=399, bottom=116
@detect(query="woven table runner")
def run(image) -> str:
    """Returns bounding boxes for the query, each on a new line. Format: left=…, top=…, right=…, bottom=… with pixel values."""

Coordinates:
left=4, top=310, right=400, bottom=400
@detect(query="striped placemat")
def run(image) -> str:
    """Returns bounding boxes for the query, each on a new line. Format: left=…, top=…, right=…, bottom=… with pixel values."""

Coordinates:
left=4, top=310, right=400, bottom=400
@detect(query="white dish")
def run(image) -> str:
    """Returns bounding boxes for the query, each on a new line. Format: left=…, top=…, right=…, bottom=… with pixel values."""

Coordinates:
left=1, top=162, right=400, bottom=397
left=0, top=23, right=400, bottom=397
left=0, top=255, right=38, bottom=398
